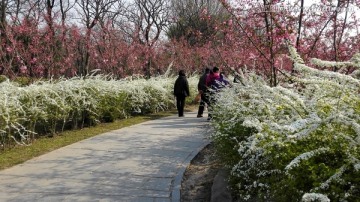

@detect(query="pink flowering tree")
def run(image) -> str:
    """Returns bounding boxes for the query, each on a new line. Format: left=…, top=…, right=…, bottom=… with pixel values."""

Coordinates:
left=216, top=0, right=360, bottom=86
left=0, top=0, right=359, bottom=82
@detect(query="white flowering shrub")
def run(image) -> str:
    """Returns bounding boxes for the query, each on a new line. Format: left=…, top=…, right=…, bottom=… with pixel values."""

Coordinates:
left=210, top=47, right=360, bottom=201
left=0, top=74, right=198, bottom=148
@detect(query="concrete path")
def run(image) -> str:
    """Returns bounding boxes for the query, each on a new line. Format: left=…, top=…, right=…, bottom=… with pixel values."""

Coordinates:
left=0, top=111, right=210, bottom=202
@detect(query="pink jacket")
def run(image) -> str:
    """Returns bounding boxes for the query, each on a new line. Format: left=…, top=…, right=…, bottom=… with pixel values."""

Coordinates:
left=206, top=72, right=220, bottom=87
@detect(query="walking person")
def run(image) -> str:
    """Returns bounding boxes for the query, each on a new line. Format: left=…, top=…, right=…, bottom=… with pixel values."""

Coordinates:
left=197, top=67, right=210, bottom=118
left=206, top=67, right=229, bottom=120
left=173, top=70, right=190, bottom=117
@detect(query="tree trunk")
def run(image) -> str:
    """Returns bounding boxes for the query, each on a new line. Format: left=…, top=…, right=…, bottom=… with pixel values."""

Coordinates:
left=333, top=0, right=341, bottom=67
left=263, top=0, right=276, bottom=86
left=296, top=0, right=304, bottom=50
left=0, top=0, right=7, bottom=41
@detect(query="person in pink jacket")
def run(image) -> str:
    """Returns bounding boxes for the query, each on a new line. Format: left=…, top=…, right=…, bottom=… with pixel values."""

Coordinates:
left=205, top=67, right=230, bottom=120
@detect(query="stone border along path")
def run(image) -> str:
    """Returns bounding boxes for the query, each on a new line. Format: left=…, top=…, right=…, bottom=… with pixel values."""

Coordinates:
left=0, top=111, right=210, bottom=202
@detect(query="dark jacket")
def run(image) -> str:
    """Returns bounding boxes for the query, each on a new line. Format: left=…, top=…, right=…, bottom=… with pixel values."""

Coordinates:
left=197, top=72, right=208, bottom=92
left=174, top=75, right=190, bottom=97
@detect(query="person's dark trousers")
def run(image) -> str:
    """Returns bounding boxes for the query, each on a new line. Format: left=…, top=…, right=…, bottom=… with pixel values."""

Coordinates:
left=197, top=93, right=208, bottom=117
left=207, top=92, right=216, bottom=120
left=176, top=95, right=186, bottom=117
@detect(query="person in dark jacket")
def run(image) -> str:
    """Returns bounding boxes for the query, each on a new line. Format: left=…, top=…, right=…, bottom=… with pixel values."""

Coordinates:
left=197, top=67, right=210, bottom=118
left=173, top=70, right=190, bottom=117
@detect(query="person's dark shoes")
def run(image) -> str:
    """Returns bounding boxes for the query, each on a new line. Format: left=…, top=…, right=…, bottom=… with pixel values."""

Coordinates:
left=179, top=115, right=184, bottom=117
left=197, top=114, right=203, bottom=118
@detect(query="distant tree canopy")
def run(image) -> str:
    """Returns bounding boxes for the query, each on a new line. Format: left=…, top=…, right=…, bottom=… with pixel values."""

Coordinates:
left=167, top=0, right=229, bottom=46
left=0, top=0, right=359, bottom=84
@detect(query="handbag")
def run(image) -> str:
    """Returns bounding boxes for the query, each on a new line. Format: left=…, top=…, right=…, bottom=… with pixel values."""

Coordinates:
left=194, top=92, right=201, bottom=103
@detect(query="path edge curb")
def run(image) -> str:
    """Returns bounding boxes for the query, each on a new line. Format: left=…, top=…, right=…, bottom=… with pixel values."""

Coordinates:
left=171, top=141, right=210, bottom=201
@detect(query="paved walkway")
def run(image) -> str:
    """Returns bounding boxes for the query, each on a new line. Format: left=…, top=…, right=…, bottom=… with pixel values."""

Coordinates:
left=0, top=111, right=210, bottom=202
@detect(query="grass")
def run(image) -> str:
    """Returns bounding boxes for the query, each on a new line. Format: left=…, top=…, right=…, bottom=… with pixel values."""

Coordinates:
left=0, top=109, right=181, bottom=170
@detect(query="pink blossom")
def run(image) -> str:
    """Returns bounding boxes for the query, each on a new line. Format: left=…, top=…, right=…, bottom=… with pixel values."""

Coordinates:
left=20, top=65, right=27, bottom=73
left=288, top=33, right=297, bottom=46
left=6, top=47, right=13, bottom=52
left=249, top=53, right=256, bottom=59
left=30, top=58, right=37, bottom=64
left=34, top=65, right=45, bottom=76
left=201, top=9, right=208, bottom=15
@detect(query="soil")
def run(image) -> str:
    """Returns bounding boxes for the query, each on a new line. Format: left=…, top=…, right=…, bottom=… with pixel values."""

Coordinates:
left=180, top=143, right=222, bottom=202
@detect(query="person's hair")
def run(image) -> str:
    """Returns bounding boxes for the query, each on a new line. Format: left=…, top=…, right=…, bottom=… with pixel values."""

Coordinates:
left=179, top=70, right=186, bottom=76
left=204, top=67, right=210, bottom=73
left=213, top=66, right=219, bottom=73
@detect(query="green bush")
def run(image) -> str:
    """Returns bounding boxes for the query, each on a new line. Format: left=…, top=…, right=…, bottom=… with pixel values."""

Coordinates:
left=0, top=75, right=7, bottom=83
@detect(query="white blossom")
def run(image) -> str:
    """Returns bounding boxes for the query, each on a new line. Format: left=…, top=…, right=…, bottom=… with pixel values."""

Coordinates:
left=209, top=45, right=360, bottom=201
left=301, top=193, right=330, bottom=202
left=354, top=164, right=360, bottom=172
left=285, top=148, right=330, bottom=171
